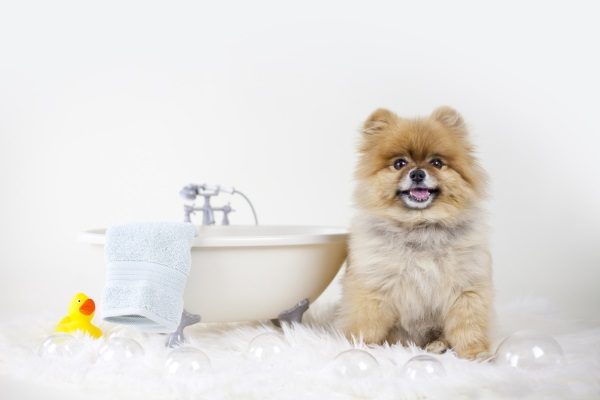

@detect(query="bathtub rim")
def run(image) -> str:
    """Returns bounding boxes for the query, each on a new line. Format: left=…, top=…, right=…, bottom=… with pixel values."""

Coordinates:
left=79, top=225, right=349, bottom=248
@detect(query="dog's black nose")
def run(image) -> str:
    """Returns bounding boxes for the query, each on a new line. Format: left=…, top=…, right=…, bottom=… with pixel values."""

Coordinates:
left=410, top=169, right=426, bottom=183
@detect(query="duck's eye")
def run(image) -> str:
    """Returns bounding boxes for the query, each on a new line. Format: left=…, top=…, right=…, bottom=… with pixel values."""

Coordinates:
left=393, top=158, right=408, bottom=170
left=77, top=300, right=81, bottom=303
left=430, top=158, right=444, bottom=169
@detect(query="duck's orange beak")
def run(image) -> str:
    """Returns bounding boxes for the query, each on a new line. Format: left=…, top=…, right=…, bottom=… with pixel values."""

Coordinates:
left=79, top=298, right=95, bottom=316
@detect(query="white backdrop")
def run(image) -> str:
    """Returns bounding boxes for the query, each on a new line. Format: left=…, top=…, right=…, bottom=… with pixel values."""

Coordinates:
left=0, top=0, right=599, bottom=321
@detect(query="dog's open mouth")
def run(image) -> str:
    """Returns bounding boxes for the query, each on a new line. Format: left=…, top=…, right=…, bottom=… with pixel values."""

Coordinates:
left=398, top=187, right=439, bottom=203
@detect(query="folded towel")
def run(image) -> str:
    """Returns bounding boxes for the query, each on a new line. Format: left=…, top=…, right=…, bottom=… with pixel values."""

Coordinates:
left=101, top=222, right=197, bottom=333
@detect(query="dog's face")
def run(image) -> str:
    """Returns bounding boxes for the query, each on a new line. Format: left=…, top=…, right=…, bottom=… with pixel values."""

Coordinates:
left=355, top=106, right=486, bottom=227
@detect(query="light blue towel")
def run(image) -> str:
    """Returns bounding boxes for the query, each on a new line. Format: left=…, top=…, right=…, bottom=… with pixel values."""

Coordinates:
left=101, top=222, right=197, bottom=333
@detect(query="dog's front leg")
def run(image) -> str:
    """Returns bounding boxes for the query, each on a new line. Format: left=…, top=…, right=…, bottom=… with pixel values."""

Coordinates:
left=338, top=277, right=396, bottom=344
left=444, top=287, right=491, bottom=359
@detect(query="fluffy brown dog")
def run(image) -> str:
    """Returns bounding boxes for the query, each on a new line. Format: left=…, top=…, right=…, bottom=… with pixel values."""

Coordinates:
left=338, top=106, right=492, bottom=359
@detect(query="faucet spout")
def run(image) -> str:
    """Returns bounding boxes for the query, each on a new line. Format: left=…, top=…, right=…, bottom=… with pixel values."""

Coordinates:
left=201, top=195, right=215, bottom=225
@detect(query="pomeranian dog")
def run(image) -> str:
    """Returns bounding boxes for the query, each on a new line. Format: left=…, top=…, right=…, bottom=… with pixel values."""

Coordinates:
left=338, top=106, right=492, bottom=359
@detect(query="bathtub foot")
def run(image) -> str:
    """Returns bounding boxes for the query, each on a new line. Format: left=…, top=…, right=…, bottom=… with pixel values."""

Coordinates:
left=272, top=298, right=310, bottom=328
left=166, top=309, right=202, bottom=348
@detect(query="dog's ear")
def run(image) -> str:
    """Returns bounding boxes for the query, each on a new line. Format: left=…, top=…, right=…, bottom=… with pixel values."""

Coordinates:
left=431, top=106, right=466, bottom=134
left=362, top=108, right=397, bottom=135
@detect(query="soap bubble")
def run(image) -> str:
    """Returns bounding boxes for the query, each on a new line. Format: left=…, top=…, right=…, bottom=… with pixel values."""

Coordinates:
left=106, top=326, right=148, bottom=344
left=402, top=355, right=446, bottom=380
left=39, top=334, right=82, bottom=358
left=332, top=349, right=380, bottom=378
left=98, top=337, right=144, bottom=362
left=165, top=347, right=211, bottom=376
left=495, top=331, right=565, bottom=370
left=247, top=332, right=287, bottom=362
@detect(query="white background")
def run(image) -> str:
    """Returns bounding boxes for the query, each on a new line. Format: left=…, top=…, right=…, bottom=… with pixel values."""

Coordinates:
left=0, top=0, right=599, bottom=321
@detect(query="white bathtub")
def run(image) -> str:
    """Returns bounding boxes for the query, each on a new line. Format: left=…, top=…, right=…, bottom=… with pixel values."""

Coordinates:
left=79, top=225, right=348, bottom=323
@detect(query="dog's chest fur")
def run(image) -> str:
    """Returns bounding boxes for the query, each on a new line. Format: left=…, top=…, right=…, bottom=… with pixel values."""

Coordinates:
left=349, top=212, right=491, bottom=342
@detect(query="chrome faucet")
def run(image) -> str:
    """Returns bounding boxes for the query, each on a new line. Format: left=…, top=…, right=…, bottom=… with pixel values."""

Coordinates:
left=179, top=183, right=258, bottom=226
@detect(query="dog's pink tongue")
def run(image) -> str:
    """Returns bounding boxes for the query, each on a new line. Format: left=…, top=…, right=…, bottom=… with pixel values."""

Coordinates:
left=410, top=188, right=430, bottom=201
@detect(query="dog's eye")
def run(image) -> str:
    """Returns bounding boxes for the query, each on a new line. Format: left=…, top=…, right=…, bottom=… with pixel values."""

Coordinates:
left=430, top=158, right=444, bottom=169
left=393, top=158, right=408, bottom=170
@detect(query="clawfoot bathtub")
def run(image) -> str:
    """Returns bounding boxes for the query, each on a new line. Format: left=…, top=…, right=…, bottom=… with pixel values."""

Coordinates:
left=80, top=225, right=348, bottom=324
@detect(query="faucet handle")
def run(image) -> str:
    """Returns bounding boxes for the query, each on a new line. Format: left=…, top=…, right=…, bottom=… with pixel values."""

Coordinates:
left=221, top=203, right=234, bottom=225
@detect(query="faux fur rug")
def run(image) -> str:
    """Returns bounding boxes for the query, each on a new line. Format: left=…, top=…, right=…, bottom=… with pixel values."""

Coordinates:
left=0, top=299, right=598, bottom=399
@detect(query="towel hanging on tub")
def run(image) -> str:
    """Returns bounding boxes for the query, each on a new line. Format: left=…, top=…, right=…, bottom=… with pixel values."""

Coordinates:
left=101, top=222, right=197, bottom=333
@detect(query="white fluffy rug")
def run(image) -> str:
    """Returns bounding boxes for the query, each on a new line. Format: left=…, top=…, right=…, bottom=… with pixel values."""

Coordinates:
left=0, top=299, right=599, bottom=399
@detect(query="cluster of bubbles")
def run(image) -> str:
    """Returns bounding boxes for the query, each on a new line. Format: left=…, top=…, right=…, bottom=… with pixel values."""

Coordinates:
left=39, top=334, right=146, bottom=361
left=242, top=331, right=446, bottom=380
left=38, top=333, right=212, bottom=377
left=328, top=330, right=566, bottom=380
left=39, top=329, right=566, bottom=379
left=331, top=349, right=447, bottom=381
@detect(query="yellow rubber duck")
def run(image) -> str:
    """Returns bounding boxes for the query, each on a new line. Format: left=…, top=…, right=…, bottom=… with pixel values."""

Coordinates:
left=55, top=292, right=102, bottom=338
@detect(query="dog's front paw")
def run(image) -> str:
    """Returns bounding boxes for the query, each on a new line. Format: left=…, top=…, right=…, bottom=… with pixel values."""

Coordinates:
left=474, top=351, right=494, bottom=361
left=455, top=343, right=490, bottom=360
left=425, top=339, right=449, bottom=354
